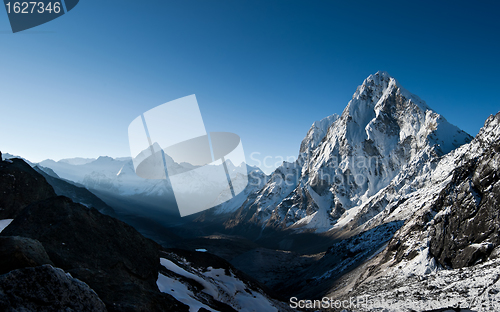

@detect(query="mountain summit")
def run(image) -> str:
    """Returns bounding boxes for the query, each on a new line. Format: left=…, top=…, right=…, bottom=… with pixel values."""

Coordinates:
left=225, top=71, right=473, bottom=235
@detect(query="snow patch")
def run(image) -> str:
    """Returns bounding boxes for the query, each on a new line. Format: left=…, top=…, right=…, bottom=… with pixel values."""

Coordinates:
left=0, top=219, right=14, bottom=232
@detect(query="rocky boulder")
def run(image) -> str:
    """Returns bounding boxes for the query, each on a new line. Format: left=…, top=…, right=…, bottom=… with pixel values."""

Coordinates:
left=1, top=196, right=187, bottom=311
left=0, top=236, right=53, bottom=275
left=0, top=264, right=106, bottom=311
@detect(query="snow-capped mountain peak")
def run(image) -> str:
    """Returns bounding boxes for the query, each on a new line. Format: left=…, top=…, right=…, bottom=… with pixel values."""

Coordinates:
left=225, top=71, right=473, bottom=235
left=299, top=114, right=339, bottom=154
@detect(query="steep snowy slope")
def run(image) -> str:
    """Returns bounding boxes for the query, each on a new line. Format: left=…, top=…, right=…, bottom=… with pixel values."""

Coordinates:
left=222, top=114, right=339, bottom=231
left=226, top=71, right=472, bottom=235
left=324, top=112, right=500, bottom=312
left=299, top=114, right=340, bottom=155
left=158, top=249, right=295, bottom=312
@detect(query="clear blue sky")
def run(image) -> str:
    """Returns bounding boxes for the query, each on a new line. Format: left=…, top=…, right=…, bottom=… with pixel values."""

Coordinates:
left=1, top=0, right=499, bottom=173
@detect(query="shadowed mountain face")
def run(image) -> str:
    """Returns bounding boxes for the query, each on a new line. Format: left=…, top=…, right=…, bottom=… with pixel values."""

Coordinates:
left=0, top=158, right=182, bottom=311
left=38, top=156, right=182, bottom=224
left=33, top=165, right=115, bottom=216
left=1, top=196, right=184, bottom=312
left=38, top=155, right=268, bottom=229
left=0, top=158, right=56, bottom=219
left=32, top=165, right=183, bottom=247
left=0, top=157, right=293, bottom=311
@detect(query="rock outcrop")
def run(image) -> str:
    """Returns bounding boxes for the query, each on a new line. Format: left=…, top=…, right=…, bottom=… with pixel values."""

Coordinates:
left=0, top=158, right=55, bottom=219
left=0, top=265, right=107, bottom=312
left=0, top=236, right=53, bottom=275
left=1, top=195, right=187, bottom=311
left=429, top=112, right=500, bottom=268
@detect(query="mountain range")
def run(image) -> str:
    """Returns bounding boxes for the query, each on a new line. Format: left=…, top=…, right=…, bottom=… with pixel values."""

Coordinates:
left=2, top=71, right=499, bottom=311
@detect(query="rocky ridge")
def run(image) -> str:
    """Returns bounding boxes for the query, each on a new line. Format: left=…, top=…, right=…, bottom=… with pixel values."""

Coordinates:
left=324, top=112, right=500, bottom=311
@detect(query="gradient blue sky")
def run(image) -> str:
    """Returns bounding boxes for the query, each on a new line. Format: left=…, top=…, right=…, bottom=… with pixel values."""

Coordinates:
left=1, top=0, right=499, bottom=173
